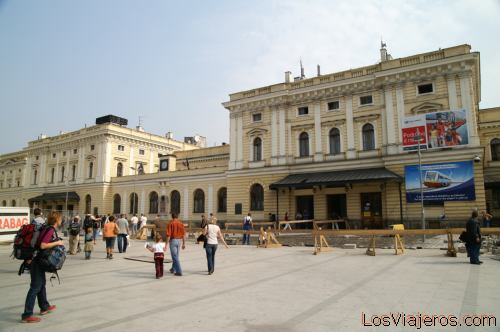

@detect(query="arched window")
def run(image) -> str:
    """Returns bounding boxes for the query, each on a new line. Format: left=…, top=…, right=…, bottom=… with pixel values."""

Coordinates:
left=11, top=200, right=16, bottom=207
left=299, top=132, right=310, bottom=157
left=218, top=187, right=227, bottom=213
left=117, top=162, right=123, bottom=177
left=50, top=168, right=55, bottom=183
left=129, top=193, right=138, bottom=214
left=253, top=137, right=262, bottom=161
left=329, top=128, right=341, bottom=154
left=71, top=165, right=76, bottom=180
left=85, top=195, right=91, bottom=214
left=193, top=189, right=205, bottom=213
left=170, top=190, right=181, bottom=215
left=60, top=166, right=65, bottom=182
left=160, top=195, right=167, bottom=214
left=113, top=194, right=121, bottom=214
left=2, top=200, right=6, bottom=207
left=149, top=191, right=159, bottom=214
left=33, top=170, right=38, bottom=185
left=88, top=162, right=94, bottom=178
left=491, top=138, right=500, bottom=161
left=362, top=123, right=375, bottom=151
left=250, top=184, right=264, bottom=211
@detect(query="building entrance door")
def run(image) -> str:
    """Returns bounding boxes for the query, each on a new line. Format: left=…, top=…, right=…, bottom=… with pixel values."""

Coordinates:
left=360, top=192, right=383, bottom=229
left=327, top=194, right=347, bottom=228
left=296, top=195, right=314, bottom=228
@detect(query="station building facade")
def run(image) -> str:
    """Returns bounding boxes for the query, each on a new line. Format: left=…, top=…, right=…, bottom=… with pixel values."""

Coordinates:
left=2, top=44, right=500, bottom=227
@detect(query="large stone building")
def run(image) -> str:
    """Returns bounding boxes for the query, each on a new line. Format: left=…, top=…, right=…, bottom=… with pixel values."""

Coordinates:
left=1, top=44, right=500, bottom=227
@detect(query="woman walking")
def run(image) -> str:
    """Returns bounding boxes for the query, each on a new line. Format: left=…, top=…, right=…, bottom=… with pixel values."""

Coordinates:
left=103, top=215, right=119, bottom=259
left=203, top=218, right=228, bottom=275
left=21, top=211, right=64, bottom=323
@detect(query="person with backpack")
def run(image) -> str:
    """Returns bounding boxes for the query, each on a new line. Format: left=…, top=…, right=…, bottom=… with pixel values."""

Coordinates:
left=242, top=213, right=253, bottom=245
left=21, top=211, right=65, bottom=323
left=68, top=216, right=81, bottom=255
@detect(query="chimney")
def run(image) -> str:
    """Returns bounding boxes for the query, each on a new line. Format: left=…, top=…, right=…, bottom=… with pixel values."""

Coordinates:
left=380, top=41, right=388, bottom=62
left=285, top=71, right=291, bottom=83
left=166, top=132, right=173, bottom=139
left=317, top=64, right=321, bottom=77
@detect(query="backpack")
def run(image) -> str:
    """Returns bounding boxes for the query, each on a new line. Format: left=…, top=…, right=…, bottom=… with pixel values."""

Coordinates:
left=36, top=226, right=66, bottom=276
left=69, top=222, right=81, bottom=236
left=459, top=231, right=467, bottom=242
left=12, top=221, right=43, bottom=260
left=83, top=217, right=93, bottom=230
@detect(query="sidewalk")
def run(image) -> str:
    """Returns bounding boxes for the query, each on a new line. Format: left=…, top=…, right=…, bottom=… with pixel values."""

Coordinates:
left=0, top=238, right=499, bottom=331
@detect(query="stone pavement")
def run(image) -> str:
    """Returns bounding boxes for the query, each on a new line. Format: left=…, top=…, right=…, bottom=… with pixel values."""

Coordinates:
left=0, top=238, right=499, bottom=332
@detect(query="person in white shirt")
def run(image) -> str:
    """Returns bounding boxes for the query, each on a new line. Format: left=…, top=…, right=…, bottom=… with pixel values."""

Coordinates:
left=140, top=214, right=147, bottom=229
left=147, top=233, right=167, bottom=279
left=131, top=214, right=139, bottom=236
left=203, top=218, right=228, bottom=275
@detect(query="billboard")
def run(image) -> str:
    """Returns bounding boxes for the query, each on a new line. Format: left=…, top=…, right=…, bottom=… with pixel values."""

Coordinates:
left=402, top=109, right=469, bottom=151
left=405, top=160, right=475, bottom=203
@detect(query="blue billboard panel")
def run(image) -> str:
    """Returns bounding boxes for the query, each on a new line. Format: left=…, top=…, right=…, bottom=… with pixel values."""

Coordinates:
left=405, top=161, right=475, bottom=202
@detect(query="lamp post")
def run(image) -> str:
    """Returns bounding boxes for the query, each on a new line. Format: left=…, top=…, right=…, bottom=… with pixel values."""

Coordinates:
left=416, top=128, right=426, bottom=242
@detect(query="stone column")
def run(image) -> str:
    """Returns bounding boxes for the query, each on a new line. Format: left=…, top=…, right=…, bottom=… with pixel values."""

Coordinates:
left=395, top=85, right=405, bottom=152
left=236, top=114, right=243, bottom=169
left=384, top=86, right=398, bottom=154
left=65, top=151, right=70, bottom=185
left=39, top=153, right=48, bottom=186
left=208, top=184, right=214, bottom=215
left=55, top=153, right=60, bottom=184
left=102, top=141, right=112, bottom=182
left=129, top=146, right=135, bottom=175
left=271, top=107, right=279, bottom=165
left=76, top=148, right=84, bottom=184
left=229, top=113, right=237, bottom=169
left=149, top=149, right=154, bottom=173
left=122, top=191, right=127, bottom=214
left=345, top=95, right=356, bottom=159
left=140, top=190, right=146, bottom=215
left=313, top=102, right=323, bottom=162
left=279, top=107, right=286, bottom=165
left=459, top=73, right=479, bottom=146
left=23, top=156, right=32, bottom=187
left=183, top=187, right=189, bottom=220
left=447, top=75, right=458, bottom=110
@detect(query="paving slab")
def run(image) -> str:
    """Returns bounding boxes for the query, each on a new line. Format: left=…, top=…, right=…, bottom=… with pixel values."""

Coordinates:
left=0, top=239, right=499, bottom=331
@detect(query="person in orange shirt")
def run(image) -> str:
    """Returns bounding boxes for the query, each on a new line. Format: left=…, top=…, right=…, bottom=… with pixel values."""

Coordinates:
left=166, top=213, right=185, bottom=276
left=103, top=216, right=119, bottom=259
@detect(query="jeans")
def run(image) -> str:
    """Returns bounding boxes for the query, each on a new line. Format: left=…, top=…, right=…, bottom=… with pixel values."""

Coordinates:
left=205, top=244, right=218, bottom=273
left=468, top=242, right=481, bottom=264
left=242, top=224, right=251, bottom=245
left=22, top=261, right=49, bottom=319
left=93, top=229, right=99, bottom=241
left=169, top=239, right=182, bottom=275
left=85, top=251, right=91, bottom=259
left=117, top=234, right=128, bottom=253
left=132, top=224, right=138, bottom=235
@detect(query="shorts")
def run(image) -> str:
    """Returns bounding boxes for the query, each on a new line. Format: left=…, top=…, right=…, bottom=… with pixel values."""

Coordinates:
left=105, top=237, right=116, bottom=249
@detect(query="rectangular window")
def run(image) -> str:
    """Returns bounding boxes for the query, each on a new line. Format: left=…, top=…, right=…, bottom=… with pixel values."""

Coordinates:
left=298, top=106, right=309, bottom=116
left=62, top=151, right=66, bottom=157
left=36, top=156, right=39, bottom=160
left=360, top=95, right=373, bottom=105
left=73, top=149, right=77, bottom=154
left=118, top=145, right=125, bottom=151
left=417, top=83, right=434, bottom=95
left=52, top=153, right=56, bottom=158
left=252, top=113, right=262, bottom=122
left=90, top=144, right=95, bottom=151
left=327, top=101, right=340, bottom=111
left=139, top=149, right=145, bottom=155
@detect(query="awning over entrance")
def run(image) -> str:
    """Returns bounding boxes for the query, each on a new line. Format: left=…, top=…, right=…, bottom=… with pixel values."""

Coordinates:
left=28, top=192, right=80, bottom=203
left=269, top=168, right=402, bottom=190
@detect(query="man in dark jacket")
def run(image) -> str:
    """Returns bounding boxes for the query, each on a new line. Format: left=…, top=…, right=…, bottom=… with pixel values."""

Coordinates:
left=465, top=210, right=482, bottom=265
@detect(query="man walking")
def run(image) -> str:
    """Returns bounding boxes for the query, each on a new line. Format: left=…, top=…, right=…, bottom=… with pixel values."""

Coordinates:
left=466, top=210, right=482, bottom=265
left=131, top=214, right=139, bottom=236
left=166, top=213, right=185, bottom=276
left=68, top=216, right=81, bottom=255
left=117, top=214, right=130, bottom=253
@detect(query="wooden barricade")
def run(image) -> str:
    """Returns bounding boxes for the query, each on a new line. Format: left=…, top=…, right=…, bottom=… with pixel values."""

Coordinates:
left=391, top=224, right=405, bottom=255
left=313, top=221, right=334, bottom=255
left=257, top=226, right=282, bottom=248
left=224, top=222, right=279, bottom=247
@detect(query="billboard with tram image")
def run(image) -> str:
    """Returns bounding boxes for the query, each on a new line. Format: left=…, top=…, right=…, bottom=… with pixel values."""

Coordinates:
left=404, top=160, right=475, bottom=202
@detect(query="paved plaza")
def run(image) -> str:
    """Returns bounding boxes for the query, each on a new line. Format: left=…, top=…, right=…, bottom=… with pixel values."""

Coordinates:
left=0, top=238, right=499, bottom=332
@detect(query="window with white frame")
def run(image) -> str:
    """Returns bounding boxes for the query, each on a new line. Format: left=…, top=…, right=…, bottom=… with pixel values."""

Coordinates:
left=139, top=149, right=145, bottom=155
left=417, top=83, right=434, bottom=95
left=298, top=106, right=309, bottom=116
left=327, top=101, right=340, bottom=111
left=329, top=128, right=341, bottom=154
left=299, top=132, right=310, bottom=157
left=360, top=95, right=373, bottom=106
left=253, top=137, right=262, bottom=161
left=362, top=123, right=375, bottom=150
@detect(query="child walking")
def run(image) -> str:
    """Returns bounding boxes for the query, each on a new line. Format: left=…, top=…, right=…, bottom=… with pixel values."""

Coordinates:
left=84, top=228, right=94, bottom=259
left=148, top=233, right=167, bottom=279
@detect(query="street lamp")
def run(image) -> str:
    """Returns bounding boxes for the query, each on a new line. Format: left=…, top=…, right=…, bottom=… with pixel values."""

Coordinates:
left=416, top=128, right=426, bottom=242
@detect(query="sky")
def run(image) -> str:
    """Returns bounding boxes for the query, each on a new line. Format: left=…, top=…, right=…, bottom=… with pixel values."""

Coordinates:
left=1, top=0, right=500, bottom=154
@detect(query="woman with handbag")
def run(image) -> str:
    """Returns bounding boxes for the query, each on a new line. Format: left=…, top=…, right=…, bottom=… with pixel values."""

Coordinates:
left=103, top=215, right=119, bottom=259
left=21, top=211, right=64, bottom=323
left=203, top=217, right=229, bottom=275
